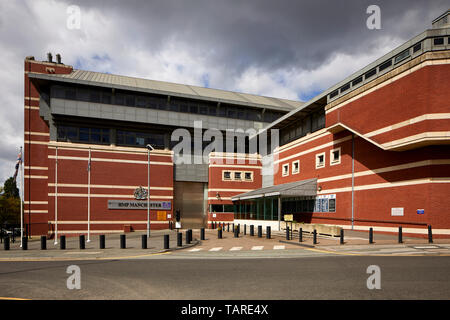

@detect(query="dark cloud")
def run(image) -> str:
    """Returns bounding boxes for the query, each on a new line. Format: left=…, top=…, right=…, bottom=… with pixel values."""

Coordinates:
left=68, top=0, right=448, bottom=73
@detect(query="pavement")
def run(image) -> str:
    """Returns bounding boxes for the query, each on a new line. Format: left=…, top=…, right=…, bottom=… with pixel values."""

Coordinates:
left=0, top=228, right=450, bottom=261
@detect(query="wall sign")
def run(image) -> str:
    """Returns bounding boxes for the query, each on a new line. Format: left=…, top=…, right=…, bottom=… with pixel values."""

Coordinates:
left=108, top=200, right=171, bottom=210
left=391, top=207, right=404, bottom=216
left=314, top=194, right=336, bottom=213
left=417, top=209, right=424, bottom=215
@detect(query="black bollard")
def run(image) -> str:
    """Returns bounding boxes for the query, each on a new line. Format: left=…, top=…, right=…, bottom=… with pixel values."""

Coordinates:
left=244, top=224, right=247, bottom=235
left=177, top=232, right=182, bottom=247
left=234, top=227, right=239, bottom=238
left=120, top=234, right=126, bottom=249
left=141, top=235, right=147, bottom=249
left=22, top=236, right=28, bottom=250
left=60, top=235, right=66, bottom=250
left=99, top=235, right=105, bottom=249
left=79, top=235, right=85, bottom=249
left=164, top=234, right=169, bottom=249
left=286, top=226, right=290, bottom=240
left=313, top=229, right=318, bottom=244
left=258, top=225, right=262, bottom=238
left=250, top=225, right=254, bottom=236
left=232, top=224, right=234, bottom=232
left=398, top=226, right=403, bottom=243
left=428, top=225, right=433, bottom=243
left=4, top=237, right=10, bottom=250
left=369, top=228, right=374, bottom=244
left=218, top=228, right=222, bottom=239
left=186, top=230, right=191, bottom=244
left=340, top=229, right=344, bottom=245
left=227, top=223, right=230, bottom=232
left=299, top=228, right=303, bottom=242
left=189, top=229, right=193, bottom=243
left=40, top=236, right=47, bottom=250
left=200, top=228, right=205, bottom=240
left=266, top=226, right=271, bottom=239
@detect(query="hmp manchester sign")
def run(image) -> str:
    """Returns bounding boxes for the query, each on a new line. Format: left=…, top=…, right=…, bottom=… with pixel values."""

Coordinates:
left=108, top=200, right=172, bottom=210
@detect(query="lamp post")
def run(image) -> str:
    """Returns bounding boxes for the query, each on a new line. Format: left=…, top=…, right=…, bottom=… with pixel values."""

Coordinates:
left=146, top=144, right=154, bottom=238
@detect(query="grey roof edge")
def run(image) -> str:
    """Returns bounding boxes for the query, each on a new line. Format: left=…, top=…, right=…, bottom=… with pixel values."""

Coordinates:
left=255, top=26, right=450, bottom=136
left=28, top=72, right=297, bottom=113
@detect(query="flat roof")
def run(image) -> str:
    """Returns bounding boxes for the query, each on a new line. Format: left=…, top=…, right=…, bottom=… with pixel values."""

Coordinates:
left=28, top=69, right=302, bottom=112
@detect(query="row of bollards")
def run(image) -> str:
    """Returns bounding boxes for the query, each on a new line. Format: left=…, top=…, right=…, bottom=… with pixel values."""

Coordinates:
left=2, top=225, right=436, bottom=251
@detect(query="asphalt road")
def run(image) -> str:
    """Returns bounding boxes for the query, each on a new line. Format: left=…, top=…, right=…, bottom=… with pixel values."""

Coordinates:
left=0, top=255, right=449, bottom=300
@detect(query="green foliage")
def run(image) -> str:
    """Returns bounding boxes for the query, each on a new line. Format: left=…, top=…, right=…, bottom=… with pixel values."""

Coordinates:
left=0, top=177, right=21, bottom=225
left=3, top=177, right=19, bottom=198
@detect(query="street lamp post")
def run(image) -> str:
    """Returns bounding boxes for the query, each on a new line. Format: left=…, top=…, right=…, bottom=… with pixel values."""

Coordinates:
left=146, top=144, right=154, bottom=238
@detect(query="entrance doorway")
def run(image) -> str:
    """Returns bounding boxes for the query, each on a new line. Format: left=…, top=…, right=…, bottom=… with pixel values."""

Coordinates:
left=173, top=181, right=207, bottom=229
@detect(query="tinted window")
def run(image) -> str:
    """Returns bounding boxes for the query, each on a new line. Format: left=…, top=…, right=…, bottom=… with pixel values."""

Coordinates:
left=413, top=42, right=422, bottom=53
left=340, top=83, right=351, bottom=93
left=434, top=37, right=444, bottom=45
left=379, top=59, right=392, bottom=71
left=364, top=68, right=377, bottom=79
left=352, top=76, right=363, bottom=86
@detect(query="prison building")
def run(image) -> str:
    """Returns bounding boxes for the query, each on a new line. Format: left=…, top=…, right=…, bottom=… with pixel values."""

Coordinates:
left=232, top=10, right=450, bottom=238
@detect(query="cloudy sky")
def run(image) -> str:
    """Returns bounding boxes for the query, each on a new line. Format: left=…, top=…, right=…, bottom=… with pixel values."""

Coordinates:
left=0, top=0, right=447, bottom=185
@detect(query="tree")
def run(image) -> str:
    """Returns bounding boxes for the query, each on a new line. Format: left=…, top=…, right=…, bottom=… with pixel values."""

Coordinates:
left=3, top=177, right=19, bottom=198
left=0, top=177, right=21, bottom=226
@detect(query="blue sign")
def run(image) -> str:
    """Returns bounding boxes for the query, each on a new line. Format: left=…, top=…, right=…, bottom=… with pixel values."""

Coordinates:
left=417, top=209, right=424, bottom=214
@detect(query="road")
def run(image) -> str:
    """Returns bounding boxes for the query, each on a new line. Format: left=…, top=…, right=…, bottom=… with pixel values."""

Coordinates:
left=0, top=250, right=449, bottom=300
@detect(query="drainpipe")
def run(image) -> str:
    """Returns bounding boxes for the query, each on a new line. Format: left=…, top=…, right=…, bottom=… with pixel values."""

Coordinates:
left=351, top=134, right=355, bottom=230
left=54, top=146, right=58, bottom=245
left=87, top=147, right=91, bottom=242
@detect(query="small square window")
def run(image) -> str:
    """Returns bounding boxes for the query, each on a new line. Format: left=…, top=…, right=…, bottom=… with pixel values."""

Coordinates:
left=223, top=171, right=231, bottom=180
left=292, top=160, right=300, bottom=174
left=316, top=153, right=325, bottom=169
left=330, top=147, right=341, bottom=166
left=245, top=172, right=253, bottom=181
left=234, top=172, right=242, bottom=180
left=434, top=37, right=444, bottom=46
left=282, top=164, right=289, bottom=176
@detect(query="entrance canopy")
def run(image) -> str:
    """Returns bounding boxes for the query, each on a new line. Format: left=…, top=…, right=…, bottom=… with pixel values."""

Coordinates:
left=231, top=178, right=317, bottom=201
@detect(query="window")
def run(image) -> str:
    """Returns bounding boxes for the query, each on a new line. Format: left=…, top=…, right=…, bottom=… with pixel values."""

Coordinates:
left=434, top=37, right=444, bottom=45
left=90, top=90, right=101, bottom=103
left=394, top=49, right=410, bottom=64
left=316, top=152, right=325, bottom=169
left=329, top=90, right=339, bottom=99
left=234, top=172, right=242, bottom=180
left=340, top=83, right=351, bottom=93
left=282, top=163, right=289, bottom=177
left=57, top=126, right=110, bottom=144
left=351, top=76, right=363, bottom=87
left=244, top=172, right=253, bottom=181
left=364, top=68, right=377, bottom=80
left=292, top=160, right=300, bottom=174
left=223, top=171, right=231, bottom=180
left=379, top=59, right=392, bottom=72
left=330, top=147, right=341, bottom=166
left=413, top=42, right=422, bottom=53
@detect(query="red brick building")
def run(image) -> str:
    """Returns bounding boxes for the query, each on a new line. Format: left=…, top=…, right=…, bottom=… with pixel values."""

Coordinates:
left=233, top=12, right=450, bottom=238
left=23, top=11, right=450, bottom=238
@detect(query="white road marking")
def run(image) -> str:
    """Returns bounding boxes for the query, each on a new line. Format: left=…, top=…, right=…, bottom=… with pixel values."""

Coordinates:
left=230, top=247, right=243, bottom=251
left=414, top=246, right=438, bottom=249
left=251, top=246, right=264, bottom=250
left=273, top=245, right=285, bottom=250
left=209, top=247, right=223, bottom=252
left=188, top=248, right=203, bottom=252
